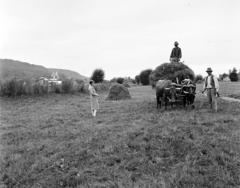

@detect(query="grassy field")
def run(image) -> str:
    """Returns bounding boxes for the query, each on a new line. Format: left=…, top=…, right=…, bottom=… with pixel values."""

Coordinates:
left=196, top=81, right=240, bottom=99
left=0, top=85, right=240, bottom=188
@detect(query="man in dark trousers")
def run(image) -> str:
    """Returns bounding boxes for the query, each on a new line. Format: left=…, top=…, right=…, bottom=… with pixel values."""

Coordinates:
left=170, top=41, right=182, bottom=63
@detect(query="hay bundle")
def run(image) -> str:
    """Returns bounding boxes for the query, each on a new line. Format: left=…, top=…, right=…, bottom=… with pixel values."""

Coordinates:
left=106, top=83, right=131, bottom=100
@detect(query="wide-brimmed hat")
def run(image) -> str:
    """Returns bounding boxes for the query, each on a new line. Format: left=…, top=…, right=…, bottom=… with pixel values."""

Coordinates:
left=174, top=41, right=179, bottom=46
left=206, top=67, right=213, bottom=72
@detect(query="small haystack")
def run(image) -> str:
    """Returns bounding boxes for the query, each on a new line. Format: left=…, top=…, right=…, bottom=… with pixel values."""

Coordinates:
left=106, top=84, right=131, bottom=100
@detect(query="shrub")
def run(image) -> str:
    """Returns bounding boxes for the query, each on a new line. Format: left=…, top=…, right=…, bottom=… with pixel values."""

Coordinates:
left=149, top=62, right=195, bottom=87
left=0, top=78, right=50, bottom=96
left=0, top=78, right=26, bottom=97
left=5, top=78, right=18, bottom=96
left=229, top=68, right=238, bottom=82
left=139, top=69, right=152, bottom=85
left=116, top=77, right=124, bottom=84
left=194, top=74, right=203, bottom=83
left=110, top=78, right=116, bottom=82
left=131, top=79, right=136, bottom=84
left=91, top=69, right=105, bottom=83
left=62, top=79, right=74, bottom=93
left=135, top=75, right=140, bottom=85
left=74, top=79, right=87, bottom=93
left=53, top=85, right=61, bottom=93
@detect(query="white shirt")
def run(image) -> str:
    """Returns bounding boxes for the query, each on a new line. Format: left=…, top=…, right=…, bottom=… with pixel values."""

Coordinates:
left=203, top=75, right=219, bottom=92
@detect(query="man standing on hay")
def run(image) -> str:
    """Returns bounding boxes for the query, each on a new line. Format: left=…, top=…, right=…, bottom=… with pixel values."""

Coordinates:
left=88, top=80, right=99, bottom=117
left=170, top=41, right=182, bottom=63
left=202, top=67, right=219, bottom=112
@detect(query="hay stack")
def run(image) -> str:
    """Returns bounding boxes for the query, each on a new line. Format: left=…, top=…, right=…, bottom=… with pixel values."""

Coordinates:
left=106, top=83, right=131, bottom=100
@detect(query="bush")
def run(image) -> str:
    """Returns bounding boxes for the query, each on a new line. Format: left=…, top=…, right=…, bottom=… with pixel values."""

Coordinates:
left=32, top=83, right=40, bottom=95
left=74, top=79, right=87, bottom=93
left=139, top=69, right=152, bottom=85
left=62, top=79, right=74, bottom=93
left=229, top=68, right=238, bottom=82
left=0, top=79, right=16, bottom=97
left=194, top=74, right=203, bottom=83
left=0, top=78, right=26, bottom=97
left=91, top=69, right=105, bottom=83
left=53, top=85, right=61, bottom=93
left=149, top=62, right=195, bottom=87
left=131, top=79, right=136, bottom=84
left=0, top=78, right=90, bottom=97
left=110, top=78, right=117, bottom=83
left=116, top=77, right=124, bottom=84
left=0, top=78, right=51, bottom=97
left=135, top=75, right=140, bottom=85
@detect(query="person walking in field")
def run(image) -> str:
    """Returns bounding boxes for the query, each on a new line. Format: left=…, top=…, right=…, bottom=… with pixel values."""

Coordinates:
left=170, top=41, right=182, bottom=63
left=88, top=80, right=99, bottom=117
left=202, top=67, right=219, bottom=112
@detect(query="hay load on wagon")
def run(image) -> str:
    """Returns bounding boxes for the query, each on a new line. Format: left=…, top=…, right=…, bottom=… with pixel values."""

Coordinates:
left=106, top=83, right=131, bottom=100
left=150, top=41, right=197, bottom=109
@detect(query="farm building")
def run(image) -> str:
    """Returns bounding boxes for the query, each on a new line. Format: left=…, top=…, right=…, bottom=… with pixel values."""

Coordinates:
left=223, top=76, right=230, bottom=82
left=37, top=72, right=62, bottom=93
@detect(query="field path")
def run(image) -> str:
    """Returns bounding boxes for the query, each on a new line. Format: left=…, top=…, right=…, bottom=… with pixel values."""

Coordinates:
left=221, top=96, right=240, bottom=102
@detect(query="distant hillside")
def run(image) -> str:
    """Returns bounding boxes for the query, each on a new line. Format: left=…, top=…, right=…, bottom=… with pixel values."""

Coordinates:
left=0, top=59, right=87, bottom=82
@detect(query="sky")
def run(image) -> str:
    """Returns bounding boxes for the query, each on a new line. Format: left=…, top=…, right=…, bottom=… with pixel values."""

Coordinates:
left=1, top=0, right=240, bottom=79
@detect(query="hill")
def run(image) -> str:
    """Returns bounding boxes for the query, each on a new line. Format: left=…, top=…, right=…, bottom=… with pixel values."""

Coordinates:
left=0, top=59, right=87, bottom=81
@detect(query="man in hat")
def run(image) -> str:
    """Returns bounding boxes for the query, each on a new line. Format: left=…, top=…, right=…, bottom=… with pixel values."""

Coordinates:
left=202, top=67, right=219, bottom=112
left=170, top=41, right=182, bottom=63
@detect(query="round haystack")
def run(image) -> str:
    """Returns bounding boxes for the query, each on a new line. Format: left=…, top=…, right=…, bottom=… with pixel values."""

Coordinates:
left=106, top=84, right=131, bottom=100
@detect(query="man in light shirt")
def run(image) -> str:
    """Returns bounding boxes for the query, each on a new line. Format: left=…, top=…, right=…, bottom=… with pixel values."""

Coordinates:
left=202, top=67, right=219, bottom=112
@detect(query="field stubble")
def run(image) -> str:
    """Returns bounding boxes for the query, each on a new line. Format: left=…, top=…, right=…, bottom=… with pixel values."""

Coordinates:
left=0, top=86, right=240, bottom=188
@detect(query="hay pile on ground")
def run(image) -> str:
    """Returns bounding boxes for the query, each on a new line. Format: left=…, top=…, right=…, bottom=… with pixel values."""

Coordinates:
left=106, top=83, right=131, bottom=100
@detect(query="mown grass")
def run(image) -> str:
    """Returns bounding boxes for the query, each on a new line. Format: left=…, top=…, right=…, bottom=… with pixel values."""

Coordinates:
left=0, top=86, right=240, bottom=188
